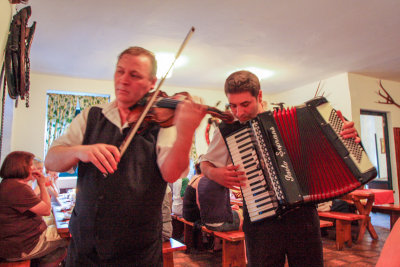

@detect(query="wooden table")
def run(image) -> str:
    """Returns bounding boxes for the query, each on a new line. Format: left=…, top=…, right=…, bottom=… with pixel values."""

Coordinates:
left=342, top=189, right=378, bottom=242
left=363, top=189, right=394, bottom=205
left=51, top=198, right=72, bottom=239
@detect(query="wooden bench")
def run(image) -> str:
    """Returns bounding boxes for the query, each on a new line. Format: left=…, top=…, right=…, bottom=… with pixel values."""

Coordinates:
left=318, top=211, right=365, bottom=250
left=319, top=219, right=334, bottom=228
left=172, top=215, right=334, bottom=266
left=172, top=214, right=246, bottom=267
left=162, top=238, right=186, bottom=267
left=371, top=203, right=400, bottom=230
left=0, top=240, right=184, bottom=267
left=0, top=260, right=31, bottom=267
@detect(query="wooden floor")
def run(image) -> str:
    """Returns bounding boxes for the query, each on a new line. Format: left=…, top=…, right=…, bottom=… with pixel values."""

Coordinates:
left=171, top=212, right=390, bottom=266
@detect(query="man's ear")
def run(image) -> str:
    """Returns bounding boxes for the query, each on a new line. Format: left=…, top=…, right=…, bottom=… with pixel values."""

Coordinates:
left=150, top=77, right=157, bottom=89
left=257, top=90, right=263, bottom=103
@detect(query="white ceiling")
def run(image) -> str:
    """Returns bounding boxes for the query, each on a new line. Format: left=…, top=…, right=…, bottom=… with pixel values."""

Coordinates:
left=23, top=0, right=400, bottom=94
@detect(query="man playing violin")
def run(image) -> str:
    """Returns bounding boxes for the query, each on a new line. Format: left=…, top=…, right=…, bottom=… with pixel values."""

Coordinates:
left=200, top=70, right=360, bottom=267
left=45, top=46, right=206, bottom=266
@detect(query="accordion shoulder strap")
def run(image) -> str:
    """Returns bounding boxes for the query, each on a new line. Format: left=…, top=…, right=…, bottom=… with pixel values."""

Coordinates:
left=219, top=120, right=244, bottom=138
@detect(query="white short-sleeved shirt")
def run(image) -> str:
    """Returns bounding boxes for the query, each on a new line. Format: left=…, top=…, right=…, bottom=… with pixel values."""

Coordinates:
left=200, top=127, right=232, bottom=167
left=51, top=100, right=187, bottom=177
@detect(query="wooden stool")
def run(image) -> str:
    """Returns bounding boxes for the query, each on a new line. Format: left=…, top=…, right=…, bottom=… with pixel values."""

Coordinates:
left=0, top=260, right=31, bottom=267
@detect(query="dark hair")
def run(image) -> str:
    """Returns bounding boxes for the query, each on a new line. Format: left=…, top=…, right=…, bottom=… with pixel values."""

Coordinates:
left=0, top=151, right=34, bottom=179
left=117, top=46, right=158, bottom=79
left=224, top=70, right=260, bottom=97
left=195, top=163, right=201, bottom=175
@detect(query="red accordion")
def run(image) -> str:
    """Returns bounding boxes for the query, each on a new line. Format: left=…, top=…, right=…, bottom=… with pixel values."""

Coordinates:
left=220, top=97, right=377, bottom=222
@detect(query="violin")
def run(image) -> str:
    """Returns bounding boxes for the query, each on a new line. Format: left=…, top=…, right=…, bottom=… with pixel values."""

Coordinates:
left=118, top=90, right=233, bottom=158
left=126, top=90, right=234, bottom=128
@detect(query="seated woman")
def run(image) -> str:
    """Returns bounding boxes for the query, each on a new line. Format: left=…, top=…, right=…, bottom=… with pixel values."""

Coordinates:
left=197, top=176, right=243, bottom=232
left=0, top=151, right=68, bottom=265
left=182, top=173, right=202, bottom=222
left=183, top=163, right=243, bottom=232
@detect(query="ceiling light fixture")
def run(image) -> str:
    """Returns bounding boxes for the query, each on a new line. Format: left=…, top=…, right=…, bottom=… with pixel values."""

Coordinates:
left=155, top=52, right=188, bottom=79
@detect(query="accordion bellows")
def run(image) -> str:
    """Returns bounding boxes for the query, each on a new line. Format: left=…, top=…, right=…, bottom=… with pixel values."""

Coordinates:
left=220, top=97, right=377, bottom=222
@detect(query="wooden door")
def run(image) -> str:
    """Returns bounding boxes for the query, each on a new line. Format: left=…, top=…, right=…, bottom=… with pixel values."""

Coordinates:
left=394, top=127, right=400, bottom=203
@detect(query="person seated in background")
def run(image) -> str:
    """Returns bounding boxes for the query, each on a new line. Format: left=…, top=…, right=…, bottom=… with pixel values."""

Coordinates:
left=32, top=158, right=59, bottom=202
left=198, top=176, right=243, bottom=232
left=182, top=163, right=202, bottom=222
left=162, top=186, right=172, bottom=242
left=171, top=176, right=189, bottom=216
left=317, top=199, right=351, bottom=213
left=45, top=170, right=60, bottom=200
left=0, top=151, right=68, bottom=266
left=183, top=162, right=243, bottom=232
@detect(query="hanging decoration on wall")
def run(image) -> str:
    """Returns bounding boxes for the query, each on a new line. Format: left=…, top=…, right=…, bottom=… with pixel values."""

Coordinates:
left=0, top=5, right=35, bottom=160
left=270, top=102, right=285, bottom=111
left=1, top=5, right=36, bottom=108
left=314, top=81, right=324, bottom=97
left=8, top=0, right=29, bottom=3
left=205, top=101, right=222, bottom=145
left=377, top=80, right=400, bottom=109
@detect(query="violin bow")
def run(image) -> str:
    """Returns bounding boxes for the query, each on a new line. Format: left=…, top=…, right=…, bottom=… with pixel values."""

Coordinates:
left=119, top=27, right=195, bottom=156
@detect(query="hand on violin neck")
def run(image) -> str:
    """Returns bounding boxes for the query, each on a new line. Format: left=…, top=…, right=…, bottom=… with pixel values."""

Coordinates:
left=174, top=99, right=207, bottom=137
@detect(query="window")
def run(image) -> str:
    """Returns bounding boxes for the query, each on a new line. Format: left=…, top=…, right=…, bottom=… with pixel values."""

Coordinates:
left=45, top=92, right=110, bottom=178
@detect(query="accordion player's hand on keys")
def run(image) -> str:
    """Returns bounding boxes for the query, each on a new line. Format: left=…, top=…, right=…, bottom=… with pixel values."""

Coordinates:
left=214, top=164, right=247, bottom=190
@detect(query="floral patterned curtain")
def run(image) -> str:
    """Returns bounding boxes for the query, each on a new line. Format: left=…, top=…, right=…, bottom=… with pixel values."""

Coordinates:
left=45, top=94, right=110, bottom=155
left=78, top=95, right=110, bottom=112
left=45, top=94, right=78, bottom=154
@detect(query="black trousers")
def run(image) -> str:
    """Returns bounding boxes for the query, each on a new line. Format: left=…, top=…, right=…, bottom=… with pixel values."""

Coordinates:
left=66, top=238, right=163, bottom=267
left=243, top=205, right=323, bottom=267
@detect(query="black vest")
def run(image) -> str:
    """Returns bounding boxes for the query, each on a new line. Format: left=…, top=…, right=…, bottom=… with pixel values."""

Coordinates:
left=69, top=106, right=166, bottom=265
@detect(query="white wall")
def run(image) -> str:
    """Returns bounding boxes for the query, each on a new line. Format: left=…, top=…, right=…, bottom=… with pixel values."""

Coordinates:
left=11, top=72, right=228, bottom=161
left=266, top=73, right=352, bottom=119
left=348, top=73, right=400, bottom=203
left=0, top=0, right=13, bottom=62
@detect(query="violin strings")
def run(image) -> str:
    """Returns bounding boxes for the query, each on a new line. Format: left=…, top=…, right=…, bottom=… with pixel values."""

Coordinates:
left=156, top=98, right=180, bottom=108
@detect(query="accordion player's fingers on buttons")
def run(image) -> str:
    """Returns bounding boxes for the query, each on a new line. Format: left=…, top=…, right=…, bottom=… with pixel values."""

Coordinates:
left=218, top=164, right=246, bottom=189
left=336, top=110, right=361, bottom=143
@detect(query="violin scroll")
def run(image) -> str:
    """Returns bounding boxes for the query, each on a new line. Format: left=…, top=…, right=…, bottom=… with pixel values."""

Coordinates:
left=206, top=106, right=234, bottom=124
